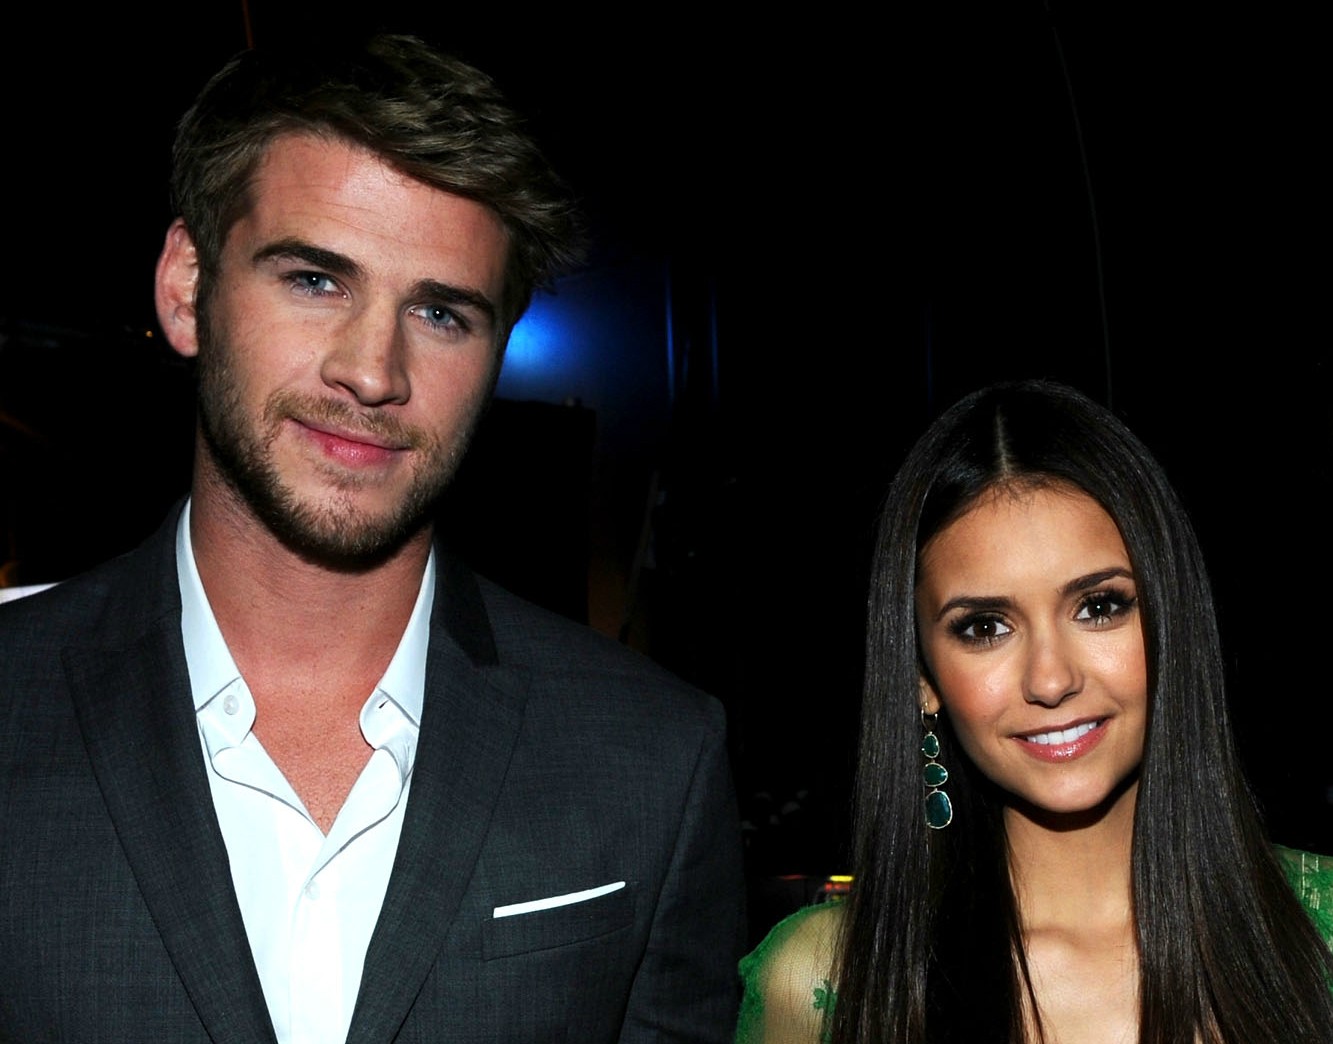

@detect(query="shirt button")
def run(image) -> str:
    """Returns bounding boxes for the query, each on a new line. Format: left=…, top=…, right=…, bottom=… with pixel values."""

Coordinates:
left=223, top=693, right=239, bottom=715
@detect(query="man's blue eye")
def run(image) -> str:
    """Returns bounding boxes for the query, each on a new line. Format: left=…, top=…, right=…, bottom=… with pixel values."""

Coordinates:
left=290, top=272, right=338, bottom=294
left=411, top=305, right=465, bottom=332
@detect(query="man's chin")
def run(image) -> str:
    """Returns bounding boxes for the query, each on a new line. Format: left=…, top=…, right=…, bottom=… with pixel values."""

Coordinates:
left=259, top=502, right=433, bottom=572
left=218, top=468, right=439, bottom=570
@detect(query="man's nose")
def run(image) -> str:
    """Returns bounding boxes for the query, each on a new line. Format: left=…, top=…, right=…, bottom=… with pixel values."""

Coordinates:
left=320, top=306, right=410, bottom=406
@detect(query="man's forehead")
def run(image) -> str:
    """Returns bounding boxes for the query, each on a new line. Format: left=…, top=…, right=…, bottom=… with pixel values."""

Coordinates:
left=227, top=134, right=508, bottom=274
left=246, top=132, right=502, bottom=222
left=232, top=134, right=507, bottom=255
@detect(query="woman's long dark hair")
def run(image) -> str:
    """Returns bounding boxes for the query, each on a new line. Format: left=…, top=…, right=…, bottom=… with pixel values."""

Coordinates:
left=830, top=380, right=1333, bottom=1042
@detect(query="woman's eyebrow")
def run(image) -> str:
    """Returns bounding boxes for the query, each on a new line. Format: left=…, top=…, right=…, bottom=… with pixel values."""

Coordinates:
left=933, top=594, right=1012, bottom=621
left=1061, top=567, right=1134, bottom=596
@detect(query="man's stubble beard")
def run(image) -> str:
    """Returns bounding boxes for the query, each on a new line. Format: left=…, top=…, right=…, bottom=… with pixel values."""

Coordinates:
left=194, top=309, right=486, bottom=569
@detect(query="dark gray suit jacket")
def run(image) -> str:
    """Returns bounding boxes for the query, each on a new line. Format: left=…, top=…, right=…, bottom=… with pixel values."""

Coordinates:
left=0, top=510, right=745, bottom=1042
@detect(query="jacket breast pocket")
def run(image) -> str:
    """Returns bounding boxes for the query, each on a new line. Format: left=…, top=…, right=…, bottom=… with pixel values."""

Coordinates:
left=482, top=884, right=634, bottom=960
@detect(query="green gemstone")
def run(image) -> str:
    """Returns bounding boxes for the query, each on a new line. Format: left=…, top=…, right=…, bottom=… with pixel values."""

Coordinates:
left=921, top=732, right=941, bottom=759
left=923, top=762, right=949, bottom=787
left=925, top=789, right=953, bottom=830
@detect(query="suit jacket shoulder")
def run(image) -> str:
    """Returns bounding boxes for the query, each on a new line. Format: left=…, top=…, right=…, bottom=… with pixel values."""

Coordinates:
left=474, top=569, right=724, bottom=724
left=0, top=510, right=280, bottom=1043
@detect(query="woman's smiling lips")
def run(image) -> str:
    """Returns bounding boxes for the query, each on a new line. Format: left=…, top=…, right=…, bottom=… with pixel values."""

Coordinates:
left=1013, top=718, right=1109, bottom=762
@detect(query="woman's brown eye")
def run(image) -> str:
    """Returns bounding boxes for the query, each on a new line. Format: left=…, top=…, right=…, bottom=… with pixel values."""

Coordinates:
left=954, top=616, right=1011, bottom=643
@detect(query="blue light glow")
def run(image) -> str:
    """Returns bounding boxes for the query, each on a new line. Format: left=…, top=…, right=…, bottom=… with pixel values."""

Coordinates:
left=495, top=291, right=600, bottom=403
left=489, top=263, right=672, bottom=458
left=501, top=301, right=562, bottom=377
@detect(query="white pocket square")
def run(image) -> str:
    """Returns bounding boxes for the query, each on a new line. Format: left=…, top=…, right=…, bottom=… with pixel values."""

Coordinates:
left=492, top=880, right=626, bottom=919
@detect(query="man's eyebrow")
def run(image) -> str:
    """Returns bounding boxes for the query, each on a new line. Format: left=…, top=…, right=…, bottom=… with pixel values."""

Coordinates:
left=253, top=238, right=363, bottom=281
left=411, top=279, right=497, bottom=324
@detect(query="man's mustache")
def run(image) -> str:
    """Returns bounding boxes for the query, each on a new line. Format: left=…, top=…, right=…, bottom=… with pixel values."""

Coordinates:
left=263, top=391, right=429, bottom=451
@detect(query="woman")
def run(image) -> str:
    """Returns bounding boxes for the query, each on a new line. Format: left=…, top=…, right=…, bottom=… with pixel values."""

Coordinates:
left=736, top=380, right=1333, bottom=1042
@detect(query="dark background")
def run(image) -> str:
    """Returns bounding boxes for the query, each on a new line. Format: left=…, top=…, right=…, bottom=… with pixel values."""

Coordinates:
left=2, top=7, right=1328, bottom=924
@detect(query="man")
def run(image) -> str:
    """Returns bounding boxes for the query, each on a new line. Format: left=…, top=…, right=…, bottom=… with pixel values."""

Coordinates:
left=0, top=36, right=744, bottom=1043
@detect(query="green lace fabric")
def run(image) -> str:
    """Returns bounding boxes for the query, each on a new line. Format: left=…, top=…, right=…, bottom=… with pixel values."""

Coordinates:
left=1276, top=845, right=1333, bottom=948
left=735, top=903, right=839, bottom=1043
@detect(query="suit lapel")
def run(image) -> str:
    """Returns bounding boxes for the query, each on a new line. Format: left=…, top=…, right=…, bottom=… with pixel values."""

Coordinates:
left=347, top=553, right=530, bottom=1044
left=63, top=516, right=278, bottom=1044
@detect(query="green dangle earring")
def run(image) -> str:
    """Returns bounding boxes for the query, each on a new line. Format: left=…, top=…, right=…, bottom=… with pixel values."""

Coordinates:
left=921, top=710, right=953, bottom=829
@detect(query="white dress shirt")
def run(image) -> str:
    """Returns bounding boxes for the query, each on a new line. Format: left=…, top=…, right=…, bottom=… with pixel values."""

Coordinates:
left=176, top=502, right=433, bottom=1044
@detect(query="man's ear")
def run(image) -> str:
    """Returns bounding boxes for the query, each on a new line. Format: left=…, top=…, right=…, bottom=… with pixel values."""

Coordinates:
left=155, top=218, right=202, bottom=359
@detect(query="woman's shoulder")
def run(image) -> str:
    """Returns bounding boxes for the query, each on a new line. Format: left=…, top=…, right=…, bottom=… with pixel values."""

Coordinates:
left=737, top=902, right=844, bottom=1043
left=743, top=901, right=844, bottom=986
left=1275, top=845, right=1333, bottom=947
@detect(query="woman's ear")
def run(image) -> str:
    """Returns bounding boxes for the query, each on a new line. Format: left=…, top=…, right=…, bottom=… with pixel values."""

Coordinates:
left=154, top=219, right=201, bottom=359
left=919, top=675, right=942, bottom=716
